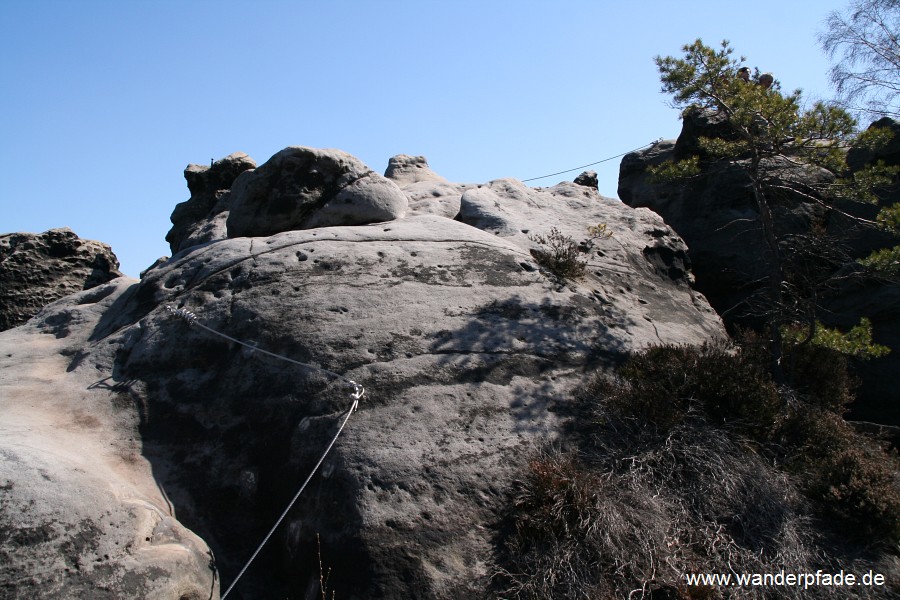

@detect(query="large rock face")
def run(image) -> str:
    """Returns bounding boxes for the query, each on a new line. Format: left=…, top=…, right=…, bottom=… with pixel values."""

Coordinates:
left=166, top=147, right=410, bottom=255
left=618, top=114, right=832, bottom=324
left=0, top=278, right=218, bottom=599
left=0, top=227, right=123, bottom=331
left=1, top=148, right=725, bottom=599
left=618, top=116, right=900, bottom=425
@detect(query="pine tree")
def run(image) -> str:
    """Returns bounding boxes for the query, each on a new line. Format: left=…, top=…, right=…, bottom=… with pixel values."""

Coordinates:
left=652, top=39, right=897, bottom=380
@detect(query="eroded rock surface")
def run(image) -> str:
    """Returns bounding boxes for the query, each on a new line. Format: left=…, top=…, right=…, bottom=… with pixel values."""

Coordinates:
left=385, top=154, right=471, bottom=219
left=225, top=147, right=408, bottom=238
left=166, top=152, right=257, bottom=254
left=1, top=147, right=725, bottom=599
left=0, top=278, right=217, bottom=600
left=618, top=138, right=829, bottom=322
left=0, top=228, right=123, bottom=331
left=573, top=169, right=598, bottom=189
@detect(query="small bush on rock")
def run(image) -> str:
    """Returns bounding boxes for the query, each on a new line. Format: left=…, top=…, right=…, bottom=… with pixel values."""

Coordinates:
left=529, top=224, right=614, bottom=282
left=529, top=228, right=588, bottom=280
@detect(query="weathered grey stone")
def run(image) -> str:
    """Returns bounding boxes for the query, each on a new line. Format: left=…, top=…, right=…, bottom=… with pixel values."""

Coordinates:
left=0, top=228, right=122, bottom=331
left=400, top=180, right=470, bottom=218
left=385, top=154, right=470, bottom=219
left=672, top=107, right=739, bottom=160
left=166, top=152, right=257, bottom=254
left=573, top=170, right=598, bottom=189
left=384, top=154, right=448, bottom=185
left=140, top=256, right=170, bottom=279
left=847, top=117, right=900, bottom=170
left=1, top=149, right=725, bottom=599
left=225, top=147, right=408, bottom=238
left=0, top=278, right=217, bottom=599
left=302, top=174, right=409, bottom=229
left=828, top=120, right=900, bottom=424
left=619, top=132, right=840, bottom=325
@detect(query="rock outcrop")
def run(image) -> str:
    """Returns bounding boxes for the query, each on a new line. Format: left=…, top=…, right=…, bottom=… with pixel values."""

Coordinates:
left=384, top=154, right=470, bottom=219
left=1, top=148, right=725, bottom=598
left=618, top=115, right=831, bottom=323
left=166, top=152, right=257, bottom=254
left=0, top=278, right=218, bottom=599
left=573, top=170, right=599, bottom=189
left=830, top=118, right=900, bottom=423
left=618, top=115, right=900, bottom=425
left=225, top=147, right=408, bottom=238
left=0, top=228, right=123, bottom=331
left=167, top=147, right=411, bottom=256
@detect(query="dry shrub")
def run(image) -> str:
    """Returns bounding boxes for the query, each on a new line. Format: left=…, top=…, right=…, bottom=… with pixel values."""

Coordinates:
left=496, top=342, right=900, bottom=599
left=781, top=408, right=900, bottom=544
left=734, top=333, right=900, bottom=542
left=498, top=426, right=832, bottom=600
left=502, top=450, right=671, bottom=599
left=740, top=328, right=857, bottom=413
left=603, top=343, right=781, bottom=440
left=786, top=342, right=856, bottom=412
left=529, top=228, right=588, bottom=280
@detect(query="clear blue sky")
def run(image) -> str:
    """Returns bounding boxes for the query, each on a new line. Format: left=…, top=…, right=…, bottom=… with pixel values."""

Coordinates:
left=2, top=0, right=851, bottom=277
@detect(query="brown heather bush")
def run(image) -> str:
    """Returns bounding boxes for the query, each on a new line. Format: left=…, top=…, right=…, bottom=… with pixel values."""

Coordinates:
left=497, top=430, right=832, bottom=599
left=744, top=333, right=900, bottom=541
left=739, top=327, right=857, bottom=413
left=494, top=343, right=900, bottom=599
left=780, top=408, right=900, bottom=544
left=604, top=342, right=781, bottom=441
left=786, top=342, right=857, bottom=412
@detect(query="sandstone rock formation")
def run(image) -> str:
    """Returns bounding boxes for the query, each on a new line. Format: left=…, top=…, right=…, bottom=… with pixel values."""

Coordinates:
left=166, top=152, right=257, bottom=254
left=618, top=115, right=831, bottom=323
left=225, top=147, right=408, bottom=237
left=0, top=278, right=217, bottom=599
left=618, top=116, right=900, bottom=425
left=384, top=154, right=470, bottom=219
left=573, top=169, right=598, bottom=189
left=1, top=148, right=725, bottom=598
left=829, top=118, right=900, bottom=423
left=167, top=147, right=410, bottom=256
left=0, top=228, right=123, bottom=331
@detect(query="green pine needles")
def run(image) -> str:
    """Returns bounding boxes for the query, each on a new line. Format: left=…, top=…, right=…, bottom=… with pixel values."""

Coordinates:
left=651, top=39, right=898, bottom=253
left=783, top=317, right=891, bottom=360
left=651, top=38, right=899, bottom=378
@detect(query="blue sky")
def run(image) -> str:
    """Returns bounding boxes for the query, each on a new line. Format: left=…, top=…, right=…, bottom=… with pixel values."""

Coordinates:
left=2, top=0, right=851, bottom=277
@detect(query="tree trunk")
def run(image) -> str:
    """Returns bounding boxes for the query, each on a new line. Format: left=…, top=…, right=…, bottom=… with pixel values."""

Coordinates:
left=751, top=175, right=786, bottom=384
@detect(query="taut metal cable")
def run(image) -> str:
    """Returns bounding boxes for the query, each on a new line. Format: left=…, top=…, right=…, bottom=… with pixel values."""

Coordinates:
left=521, top=140, right=661, bottom=183
left=164, top=305, right=364, bottom=600
left=165, top=305, right=363, bottom=393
